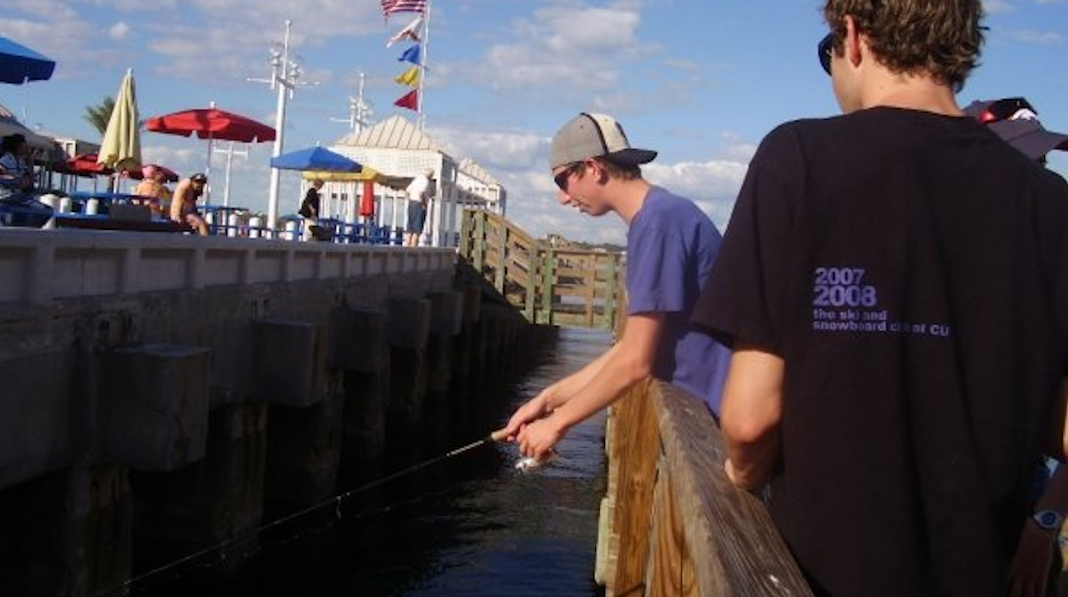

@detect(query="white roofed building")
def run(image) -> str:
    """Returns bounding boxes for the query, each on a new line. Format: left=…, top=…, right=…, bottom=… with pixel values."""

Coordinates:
left=457, top=158, right=506, bottom=216
left=328, top=115, right=506, bottom=248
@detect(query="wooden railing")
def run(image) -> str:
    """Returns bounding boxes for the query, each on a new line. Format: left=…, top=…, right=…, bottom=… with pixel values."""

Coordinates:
left=459, top=209, right=624, bottom=330
left=597, top=379, right=814, bottom=597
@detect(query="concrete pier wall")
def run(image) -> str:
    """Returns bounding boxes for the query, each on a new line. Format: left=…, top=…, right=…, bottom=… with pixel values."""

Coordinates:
left=0, top=229, right=543, bottom=597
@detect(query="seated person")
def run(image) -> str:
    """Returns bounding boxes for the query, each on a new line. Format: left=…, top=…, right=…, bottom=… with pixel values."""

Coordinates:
left=133, top=164, right=170, bottom=217
left=0, top=134, right=33, bottom=196
left=170, top=173, right=209, bottom=235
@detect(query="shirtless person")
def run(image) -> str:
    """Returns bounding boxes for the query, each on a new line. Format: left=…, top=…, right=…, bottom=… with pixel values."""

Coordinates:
left=170, top=172, right=209, bottom=235
left=133, top=164, right=169, bottom=217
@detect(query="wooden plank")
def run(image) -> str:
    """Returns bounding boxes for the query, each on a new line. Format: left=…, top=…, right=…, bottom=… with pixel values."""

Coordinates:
left=646, top=456, right=698, bottom=597
left=524, top=241, right=537, bottom=321
left=610, top=379, right=659, bottom=597
left=585, top=259, right=595, bottom=327
left=653, top=382, right=814, bottom=597
left=541, top=249, right=556, bottom=325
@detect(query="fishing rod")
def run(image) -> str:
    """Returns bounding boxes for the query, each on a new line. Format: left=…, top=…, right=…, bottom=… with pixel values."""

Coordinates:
left=92, top=428, right=535, bottom=597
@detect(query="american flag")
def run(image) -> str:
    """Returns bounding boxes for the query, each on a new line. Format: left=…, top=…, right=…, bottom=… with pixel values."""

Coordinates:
left=381, top=0, right=427, bottom=17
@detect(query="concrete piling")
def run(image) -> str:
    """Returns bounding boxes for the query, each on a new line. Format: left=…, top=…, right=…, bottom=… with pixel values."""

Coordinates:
left=98, top=344, right=211, bottom=472
left=333, top=309, right=391, bottom=470
left=251, top=319, right=322, bottom=407
left=426, top=290, right=464, bottom=395
left=386, top=296, right=431, bottom=426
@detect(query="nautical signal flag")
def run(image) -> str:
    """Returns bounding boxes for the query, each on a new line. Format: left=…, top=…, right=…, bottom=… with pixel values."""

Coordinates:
left=398, top=44, right=421, bottom=66
left=394, top=89, right=419, bottom=111
left=394, top=66, right=420, bottom=88
left=381, top=0, right=427, bottom=18
left=386, top=16, right=423, bottom=48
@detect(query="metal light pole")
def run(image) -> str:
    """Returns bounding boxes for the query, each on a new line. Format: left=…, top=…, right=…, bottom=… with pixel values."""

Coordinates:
left=331, top=72, right=374, bottom=134
left=212, top=141, right=249, bottom=207
left=249, top=20, right=306, bottom=235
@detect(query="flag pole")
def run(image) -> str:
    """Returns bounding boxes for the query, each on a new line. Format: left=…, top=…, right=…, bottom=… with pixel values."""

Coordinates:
left=417, top=0, right=432, bottom=130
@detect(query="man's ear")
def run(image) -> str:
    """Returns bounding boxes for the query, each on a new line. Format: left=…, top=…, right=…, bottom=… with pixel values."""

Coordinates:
left=843, top=15, right=864, bottom=69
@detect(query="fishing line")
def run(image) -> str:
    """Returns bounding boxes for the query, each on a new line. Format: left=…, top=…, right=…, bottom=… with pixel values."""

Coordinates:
left=92, top=431, right=508, bottom=597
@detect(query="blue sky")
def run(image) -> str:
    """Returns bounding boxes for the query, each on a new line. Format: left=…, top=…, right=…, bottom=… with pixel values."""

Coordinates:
left=2, top=0, right=1067, bottom=244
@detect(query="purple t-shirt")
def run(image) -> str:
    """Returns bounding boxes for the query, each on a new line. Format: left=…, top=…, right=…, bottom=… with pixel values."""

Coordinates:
left=626, top=186, right=731, bottom=414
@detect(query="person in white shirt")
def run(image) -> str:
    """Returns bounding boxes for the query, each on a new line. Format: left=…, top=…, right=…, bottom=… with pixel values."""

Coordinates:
left=404, top=168, right=434, bottom=247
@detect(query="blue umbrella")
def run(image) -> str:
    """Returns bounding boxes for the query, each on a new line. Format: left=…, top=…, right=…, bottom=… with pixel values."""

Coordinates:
left=270, top=146, right=362, bottom=172
left=0, top=35, right=55, bottom=85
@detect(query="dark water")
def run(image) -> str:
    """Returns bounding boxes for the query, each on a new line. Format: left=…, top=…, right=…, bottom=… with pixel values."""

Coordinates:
left=120, top=327, right=612, bottom=597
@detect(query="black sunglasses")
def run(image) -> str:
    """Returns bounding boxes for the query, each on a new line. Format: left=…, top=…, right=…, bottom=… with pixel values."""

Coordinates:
left=818, top=33, right=834, bottom=76
left=553, top=162, right=583, bottom=192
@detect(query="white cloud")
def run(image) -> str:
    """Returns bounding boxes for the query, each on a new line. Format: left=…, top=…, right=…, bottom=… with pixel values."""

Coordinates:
left=444, top=1, right=659, bottom=110
left=983, top=0, right=1017, bottom=13
left=108, top=22, right=131, bottom=41
left=644, top=159, right=749, bottom=230
left=431, top=126, right=546, bottom=172
left=1006, top=29, right=1064, bottom=44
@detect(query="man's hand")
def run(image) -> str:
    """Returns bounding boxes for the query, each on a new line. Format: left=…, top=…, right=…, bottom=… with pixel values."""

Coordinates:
left=516, top=413, right=565, bottom=460
left=496, top=391, right=553, bottom=443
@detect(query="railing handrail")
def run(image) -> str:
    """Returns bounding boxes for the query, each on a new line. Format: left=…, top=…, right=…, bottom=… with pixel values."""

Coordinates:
left=459, top=209, right=624, bottom=330
left=599, top=379, right=814, bottom=597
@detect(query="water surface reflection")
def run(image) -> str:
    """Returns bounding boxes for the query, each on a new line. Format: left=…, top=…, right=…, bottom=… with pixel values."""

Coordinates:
left=129, top=327, right=612, bottom=597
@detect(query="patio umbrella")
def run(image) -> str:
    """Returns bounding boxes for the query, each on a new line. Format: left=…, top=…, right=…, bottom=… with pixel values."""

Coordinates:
left=0, top=35, right=55, bottom=85
left=271, top=146, right=362, bottom=220
left=144, top=107, right=275, bottom=205
left=270, top=146, right=362, bottom=172
left=127, top=164, right=179, bottom=183
left=145, top=107, right=275, bottom=143
left=97, top=69, right=141, bottom=178
left=63, top=154, right=114, bottom=177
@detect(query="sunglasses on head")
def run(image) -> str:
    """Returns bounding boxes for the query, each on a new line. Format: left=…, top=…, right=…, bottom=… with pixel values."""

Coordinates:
left=976, top=97, right=1037, bottom=124
left=818, top=33, right=834, bottom=76
left=553, top=162, right=584, bottom=192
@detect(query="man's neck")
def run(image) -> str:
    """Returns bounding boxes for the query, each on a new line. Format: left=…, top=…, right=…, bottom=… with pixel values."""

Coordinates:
left=858, top=63, right=962, bottom=117
left=611, top=179, right=653, bottom=224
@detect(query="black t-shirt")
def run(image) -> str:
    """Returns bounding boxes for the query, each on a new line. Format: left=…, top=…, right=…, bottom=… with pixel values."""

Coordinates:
left=300, top=187, right=320, bottom=218
left=693, top=107, right=1068, bottom=596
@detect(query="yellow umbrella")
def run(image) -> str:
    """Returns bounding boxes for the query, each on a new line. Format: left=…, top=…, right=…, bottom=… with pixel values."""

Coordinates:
left=97, top=68, right=141, bottom=173
left=302, top=166, right=411, bottom=190
left=302, top=166, right=380, bottom=183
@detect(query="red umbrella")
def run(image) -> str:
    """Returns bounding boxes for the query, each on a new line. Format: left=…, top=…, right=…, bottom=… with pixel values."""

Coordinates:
left=126, top=164, right=179, bottom=183
left=144, top=107, right=275, bottom=205
left=61, top=153, right=114, bottom=177
left=144, top=108, right=275, bottom=143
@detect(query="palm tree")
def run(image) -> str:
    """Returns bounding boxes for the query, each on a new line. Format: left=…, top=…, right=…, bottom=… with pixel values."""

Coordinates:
left=83, top=97, right=115, bottom=135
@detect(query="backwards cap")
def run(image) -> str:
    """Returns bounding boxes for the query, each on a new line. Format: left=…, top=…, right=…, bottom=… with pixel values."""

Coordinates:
left=963, top=98, right=1068, bottom=161
left=549, top=113, right=657, bottom=170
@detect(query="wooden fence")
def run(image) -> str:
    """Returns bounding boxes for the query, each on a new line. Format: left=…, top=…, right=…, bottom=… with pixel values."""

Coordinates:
left=459, top=209, right=623, bottom=330
left=596, top=379, right=814, bottom=597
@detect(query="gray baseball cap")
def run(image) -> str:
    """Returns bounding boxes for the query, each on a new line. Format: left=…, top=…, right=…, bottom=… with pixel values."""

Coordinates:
left=549, top=113, right=657, bottom=170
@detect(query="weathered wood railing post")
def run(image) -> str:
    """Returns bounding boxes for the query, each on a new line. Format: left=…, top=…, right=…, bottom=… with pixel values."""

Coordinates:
left=493, top=217, right=507, bottom=294
left=599, top=381, right=814, bottom=597
left=524, top=239, right=538, bottom=321
left=603, top=254, right=619, bottom=331
left=459, top=209, right=472, bottom=259
left=472, top=211, right=486, bottom=272
left=539, top=248, right=556, bottom=325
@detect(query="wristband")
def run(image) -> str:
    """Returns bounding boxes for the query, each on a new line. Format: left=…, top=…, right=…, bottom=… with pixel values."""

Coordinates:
left=1032, top=509, right=1064, bottom=532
